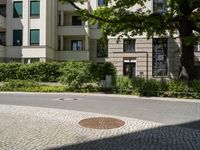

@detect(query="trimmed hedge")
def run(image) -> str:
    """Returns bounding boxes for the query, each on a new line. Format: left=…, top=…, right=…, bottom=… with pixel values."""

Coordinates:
left=0, top=62, right=63, bottom=82
left=0, top=62, right=116, bottom=86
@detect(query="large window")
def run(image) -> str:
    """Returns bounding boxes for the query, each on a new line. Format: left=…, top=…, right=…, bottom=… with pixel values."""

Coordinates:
left=30, top=0, right=40, bottom=17
left=13, top=1, right=23, bottom=18
left=124, top=39, right=136, bottom=52
left=71, top=40, right=83, bottom=51
left=13, top=30, right=22, bottom=46
left=153, top=0, right=167, bottom=13
left=72, top=16, right=82, bottom=26
left=153, top=38, right=168, bottom=77
left=30, top=29, right=40, bottom=46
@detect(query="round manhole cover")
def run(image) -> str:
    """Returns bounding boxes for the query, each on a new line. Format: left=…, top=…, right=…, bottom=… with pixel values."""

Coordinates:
left=78, top=117, right=125, bottom=129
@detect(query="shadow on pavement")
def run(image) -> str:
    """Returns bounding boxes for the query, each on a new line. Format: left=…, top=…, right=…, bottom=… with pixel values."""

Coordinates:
left=47, top=120, right=200, bottom=150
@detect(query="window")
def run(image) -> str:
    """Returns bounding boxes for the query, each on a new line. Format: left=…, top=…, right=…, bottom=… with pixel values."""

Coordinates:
left=30, top=29, right=40, bottom=46
left=72, top=16, right=82, bottom=26
left=124, top=39, right=136, bottom=52
left=98, top=0, right=105, bottom=6
left=97, top=40, right=108, bottom=57
left=0, top=32, right=6, bottom=46
left=153, top=0, right=167, bottom=13
left=13, top=1, right=23, bottom=18
left=153, top=38, right=168, bottom=77
left=0, top=5, right=6, bottom=17
left=30, top=0, right=40, bottom=17
left=13, top=30, right=22, bottom=46
left=71, top=40, right=83, bottom=51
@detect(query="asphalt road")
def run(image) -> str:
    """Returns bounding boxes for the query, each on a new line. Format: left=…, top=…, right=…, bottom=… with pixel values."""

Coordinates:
left=0, top=92, right=200, bottom=126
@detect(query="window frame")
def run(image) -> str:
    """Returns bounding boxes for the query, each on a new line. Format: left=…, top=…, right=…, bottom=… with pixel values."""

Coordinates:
left=152, top=38, right=168, bottom=77
left=30, top=29, right=40, bottom=46
left=13, top=29, right=23, bottom=46
left=123, top=39, right=136, bottom=52
left=71, top=40, right=83, bottom=51
left=13, top=1, right=23, bottom=18
left=30, top=0, right=40, bottom=17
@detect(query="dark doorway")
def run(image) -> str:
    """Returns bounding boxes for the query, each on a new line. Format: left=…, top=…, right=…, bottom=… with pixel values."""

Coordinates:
left=123, top=62, right=136, bottom=78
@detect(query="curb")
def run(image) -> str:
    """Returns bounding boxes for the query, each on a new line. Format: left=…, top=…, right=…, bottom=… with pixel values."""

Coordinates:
left=0, top=91, right=199, bottom=103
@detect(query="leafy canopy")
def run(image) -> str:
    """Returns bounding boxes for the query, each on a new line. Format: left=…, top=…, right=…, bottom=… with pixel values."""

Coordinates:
left=61, top=0, right=200, bottom=42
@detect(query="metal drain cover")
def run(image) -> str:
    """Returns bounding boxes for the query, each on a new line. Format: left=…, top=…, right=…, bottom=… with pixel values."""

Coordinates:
left=78, top=117, right=125, bottom=129
left=55, top=98, right=80, bottom=101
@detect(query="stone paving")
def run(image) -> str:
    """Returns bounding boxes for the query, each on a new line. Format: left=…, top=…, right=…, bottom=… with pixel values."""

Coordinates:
left=0, top=104, right=200, bottom=150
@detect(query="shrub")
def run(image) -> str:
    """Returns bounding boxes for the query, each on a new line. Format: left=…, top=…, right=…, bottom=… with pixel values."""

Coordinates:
left=0, top=62, right=63, bottom=82
left=0, top=63, right=21, bottom=81
left=59, top=61, right=94, bottom=89
left=168, top=80, right=190, bottom=98
left=115, top=76, right=133, bottom=94
left=1, top=80, right=39, bottom=91
left=59, top=61, right=116, bottom=89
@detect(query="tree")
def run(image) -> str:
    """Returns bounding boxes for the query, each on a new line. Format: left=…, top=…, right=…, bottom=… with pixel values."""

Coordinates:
left=61, top=0, right=200, bottom=81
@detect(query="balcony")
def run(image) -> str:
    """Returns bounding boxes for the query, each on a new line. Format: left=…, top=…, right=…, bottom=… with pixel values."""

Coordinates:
left=58, top=26, right=88, bottom=36
left=56, top=50, right=90, bottom=61
left=58, top=1, right=89, bottom=11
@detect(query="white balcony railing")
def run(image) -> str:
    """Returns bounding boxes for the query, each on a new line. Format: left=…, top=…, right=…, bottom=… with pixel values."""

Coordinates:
left=56, top=50, right=90, bottom=61
left=58, top=26, right=88, bottom=36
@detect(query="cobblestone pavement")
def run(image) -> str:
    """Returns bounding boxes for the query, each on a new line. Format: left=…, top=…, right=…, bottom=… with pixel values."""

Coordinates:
left=0, top=105, right=200, bottom=150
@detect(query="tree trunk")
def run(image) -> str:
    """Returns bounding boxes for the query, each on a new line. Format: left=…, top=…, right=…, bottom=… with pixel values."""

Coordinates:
left=179, top=11, right=196, bottom=81
left=179, top=41, right=195, bottom=80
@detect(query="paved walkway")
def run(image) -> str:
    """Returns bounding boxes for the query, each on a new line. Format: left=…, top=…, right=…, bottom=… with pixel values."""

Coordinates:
left=0, top=104, right=200, bottom=150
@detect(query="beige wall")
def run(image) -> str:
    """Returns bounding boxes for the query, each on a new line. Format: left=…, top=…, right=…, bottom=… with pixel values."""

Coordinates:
left=107, top=38, right=191, bottom=79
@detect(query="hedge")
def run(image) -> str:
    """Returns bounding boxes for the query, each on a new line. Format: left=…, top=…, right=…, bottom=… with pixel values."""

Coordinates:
left=0, top=62, right=116, bottom=85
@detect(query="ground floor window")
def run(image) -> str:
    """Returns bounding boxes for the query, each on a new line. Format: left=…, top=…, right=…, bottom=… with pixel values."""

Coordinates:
left=153, top=38, right=168, bottom=77
left=123, top=62, right=136, bottom=78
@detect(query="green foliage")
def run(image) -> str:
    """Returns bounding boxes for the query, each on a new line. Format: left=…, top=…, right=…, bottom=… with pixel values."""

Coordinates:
left=59, top=61, right=94, bottom=89
left=115, top=76, right=133, bottom=94
left=0, top=62, right=63, bottom=82
left=1, top=80, right=39, bottom=91
left=59, top=61, right=116, bottom=89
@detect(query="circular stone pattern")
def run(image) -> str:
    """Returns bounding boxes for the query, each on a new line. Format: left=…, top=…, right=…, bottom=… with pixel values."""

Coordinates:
left=78, top=117, right=125, bottom=129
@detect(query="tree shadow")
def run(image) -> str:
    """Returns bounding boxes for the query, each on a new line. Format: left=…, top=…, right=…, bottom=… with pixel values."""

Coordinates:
left=47, top=120, right=200, bottom=150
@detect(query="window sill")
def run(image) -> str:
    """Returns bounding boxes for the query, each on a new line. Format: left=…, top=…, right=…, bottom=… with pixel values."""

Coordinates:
left=30, top=15, right=40, bottom=19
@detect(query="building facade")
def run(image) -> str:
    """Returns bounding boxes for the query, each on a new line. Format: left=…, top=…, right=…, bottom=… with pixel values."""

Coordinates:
left=0, top=0, right=199, bottom=79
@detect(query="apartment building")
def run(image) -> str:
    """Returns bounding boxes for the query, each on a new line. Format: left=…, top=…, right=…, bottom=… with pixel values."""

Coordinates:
left=0, top=0, right=103, bottom=63
left=0, top=0, right=199, bottom=79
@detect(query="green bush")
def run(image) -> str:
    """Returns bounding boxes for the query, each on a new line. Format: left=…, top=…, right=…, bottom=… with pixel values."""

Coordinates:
left=59, top=61, right=94, bottom=89
left=59, top=61, right=116, bottom=89
left=115, top=76, right=133, bottom=94
left=0, top=63, right=21, bottom=81
left=1, top=80, right=39, bottom=91
left=0, top=62, right=63, bottom=82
